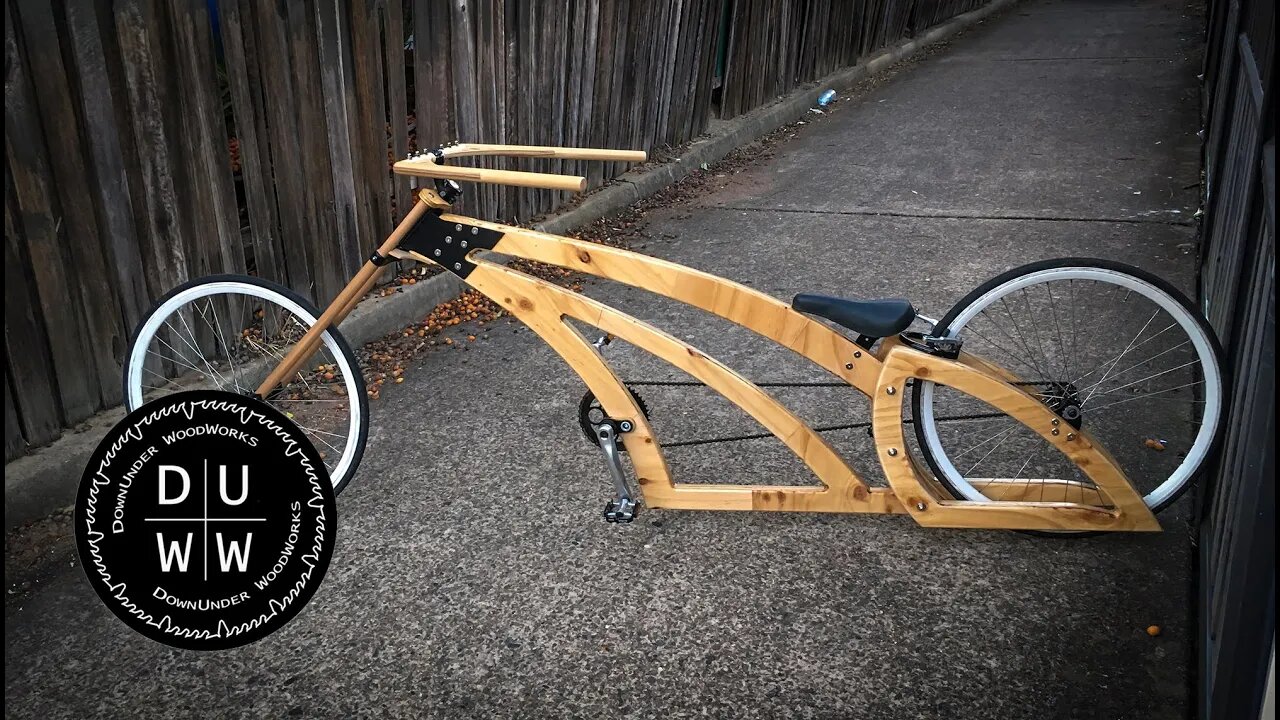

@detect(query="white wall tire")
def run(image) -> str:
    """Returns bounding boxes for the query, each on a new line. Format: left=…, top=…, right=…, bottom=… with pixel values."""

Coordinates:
left=911, top=258, right=1224, bottom=517
left=123, top=275, right=369, bottom=495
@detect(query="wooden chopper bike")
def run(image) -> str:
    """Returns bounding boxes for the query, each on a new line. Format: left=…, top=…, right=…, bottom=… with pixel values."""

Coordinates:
left=123, top=143, right=1224, bottom=534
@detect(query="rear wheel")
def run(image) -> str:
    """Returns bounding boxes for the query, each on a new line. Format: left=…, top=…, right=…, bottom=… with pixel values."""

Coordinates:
left=910, top=258, right=1224, bottom=522
left=123, top=275, right=369, bottom=495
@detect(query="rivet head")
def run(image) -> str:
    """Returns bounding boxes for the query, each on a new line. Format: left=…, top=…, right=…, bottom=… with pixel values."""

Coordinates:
left=853, top=351, right=862, bottom=358
left=460, top=240, right=468, bottom=248
left=453, top=262, right=462, bottom=270
left=433, top=249, right=442, bottom=257
left=1067, top=433, right=1076, bottom=441
left=915, top=501, right=927, bottom=511
left=887, top=448, right=898, bottom=456
left=1051, top=428, right=1060, bottom=436
left=445, top=235, right=453, bottom=243
left=619, top=421, right=634, bottom=432
left=1051, top=418, right=1060, bottom=425
left=471, top=227, right=479, bottom=235
left=845, top=363, right=854, bottom=370
left=886, top=387, right=896, bottom=395
left=455, top=223, right=463, bottom=231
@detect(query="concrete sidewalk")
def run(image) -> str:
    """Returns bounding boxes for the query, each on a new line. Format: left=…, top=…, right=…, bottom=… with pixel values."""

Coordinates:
left=4, top=0, right=1203, bottom=717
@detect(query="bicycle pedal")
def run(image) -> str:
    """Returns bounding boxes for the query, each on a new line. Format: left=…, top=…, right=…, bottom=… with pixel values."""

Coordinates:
left=604, top=498, right=638, bottom=523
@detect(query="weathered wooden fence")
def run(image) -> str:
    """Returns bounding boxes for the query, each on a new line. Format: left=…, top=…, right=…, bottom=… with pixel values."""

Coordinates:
left=5, top=0, right=987, bottom=462
left=1195, top=0, right=1273, bottom=715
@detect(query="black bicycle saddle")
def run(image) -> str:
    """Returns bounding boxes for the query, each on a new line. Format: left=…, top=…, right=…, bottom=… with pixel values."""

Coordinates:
left=791, top=294, right=916, bottom=337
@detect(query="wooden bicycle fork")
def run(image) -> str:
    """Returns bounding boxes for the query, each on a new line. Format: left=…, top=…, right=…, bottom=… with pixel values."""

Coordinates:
left=258, top=188, right=1159, bottom=533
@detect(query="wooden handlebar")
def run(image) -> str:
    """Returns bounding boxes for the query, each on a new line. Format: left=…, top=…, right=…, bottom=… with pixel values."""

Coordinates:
left=392, top=143, right=646, bottom=192
left=394, top=161, right=587, bottom=191
left=443, top=143, right=648, bottom=163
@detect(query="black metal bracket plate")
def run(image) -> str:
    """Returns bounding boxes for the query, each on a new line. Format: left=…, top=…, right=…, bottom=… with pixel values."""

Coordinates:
left=398, top=211, right=503, bottom=278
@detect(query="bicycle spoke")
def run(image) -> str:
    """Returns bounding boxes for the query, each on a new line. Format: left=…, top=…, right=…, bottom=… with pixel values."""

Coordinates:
left=124, top=283, right=365, bottom=494
left=202, top=298, right=243, bottom=392
left=1084, top=359, right=1200, bottom=404
left=1083, top=379, right=1205, bottom=414
left=1076, top=339, right=1191, bottom=394
left=917, top=265, right=1222, bottom=517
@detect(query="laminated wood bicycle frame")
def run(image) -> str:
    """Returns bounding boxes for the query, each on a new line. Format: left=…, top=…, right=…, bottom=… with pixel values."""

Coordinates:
left=256, top=144, right=1160, bottom=532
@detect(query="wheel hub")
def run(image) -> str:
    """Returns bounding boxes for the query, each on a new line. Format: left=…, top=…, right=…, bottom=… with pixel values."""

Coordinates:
left=1042, top=381, right=1084, bottom=429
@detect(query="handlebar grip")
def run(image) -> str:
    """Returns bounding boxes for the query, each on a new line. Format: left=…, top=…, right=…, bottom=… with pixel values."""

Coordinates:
left=393, top=160, right=587, bottom=192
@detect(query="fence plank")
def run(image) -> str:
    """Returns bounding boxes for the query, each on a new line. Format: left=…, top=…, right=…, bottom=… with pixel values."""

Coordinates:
left=5, top=4, right=98, bottom=424
left=285, top=0, right=345, bottom=302
left=13, top=0, right=125, bottom=407
left=62, top=0, right=150, bottom=331
left=167, top=0, right=245, bottom=284
left=384, top=0, right=411, bottom=220
left=413, top=0, right=455, bottom=150
left=113, top=0, right=191, bottom=301
left=250, top=0, right=317, bottom=299
left=4, top=185, right=61, bottom=447
left=314, top=0, right=365, bottom=280
left=5, top=374, right=24, bottom=462
left=351, top=0, right=393, bottom=254
left=218, top=0, right=284, bottom=284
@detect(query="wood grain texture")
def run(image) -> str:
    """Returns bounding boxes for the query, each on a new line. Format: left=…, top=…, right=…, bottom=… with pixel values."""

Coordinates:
left=468, top=219, right=883, bottom=395
left=13, top=0, right=125, bottom=407
left=871, top=345, right=1160, bottom=531
left=3, top=189, right=61, bottom=451
left=459, top=255, right=902, bottom=515
left=62, top=0, right=149, bottom=330
left=5, top=5, right=97, bottom=424
left=377, top=205, right=1161, bottom=528
left=218, top=0, right=284, bottom=284
left=394, top=160, right=587, bottom=191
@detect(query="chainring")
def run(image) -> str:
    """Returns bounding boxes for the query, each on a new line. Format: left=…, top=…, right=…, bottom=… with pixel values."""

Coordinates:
left=577, top=385, right=650, bottom=452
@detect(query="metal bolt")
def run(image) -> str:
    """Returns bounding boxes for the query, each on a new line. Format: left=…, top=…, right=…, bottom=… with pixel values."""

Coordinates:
left=886, top=387, right=896, bottom=395
left=460, top=240, right=468, bottom=248
left=915, top=501, right=927, bottom=511
left=887, top=448, right=898, bottom=457
left=445, top=235, right=453, bottom=244
left=1066, top=433, right=1076, bottom=441
left=471, top=227, right=479, bottom=235
left=453, top=262, right=462, bottom=270
left=1051, top=428, right=1060, bottom=436
left=845, top=363, right=854, bottom=370
left=619, top=420, right=634, bottom=432
left=433, top=248, right=442, bottom=257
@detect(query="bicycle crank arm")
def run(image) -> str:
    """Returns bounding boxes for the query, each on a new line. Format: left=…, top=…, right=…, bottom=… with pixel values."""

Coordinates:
left=596, top=423, right=637, bottom=523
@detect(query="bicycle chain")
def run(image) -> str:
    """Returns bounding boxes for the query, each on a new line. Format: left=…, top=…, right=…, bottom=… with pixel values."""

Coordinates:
left=580, top=378, right=1039, bottom=450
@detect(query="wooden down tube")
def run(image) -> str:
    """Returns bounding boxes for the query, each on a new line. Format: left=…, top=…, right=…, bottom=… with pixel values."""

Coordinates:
left=254, top=199, right=430, bottom=397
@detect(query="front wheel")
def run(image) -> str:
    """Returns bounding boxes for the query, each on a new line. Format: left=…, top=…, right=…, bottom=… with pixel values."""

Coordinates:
left=123, top=275, right=369, bottom=495
left=911, top=258, right=1224, bottom=518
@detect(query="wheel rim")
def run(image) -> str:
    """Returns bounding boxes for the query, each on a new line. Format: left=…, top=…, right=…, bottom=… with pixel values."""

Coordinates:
left=916, top=266, right=1223, bottom=510
left=126, top=281, right=363, bottom=490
